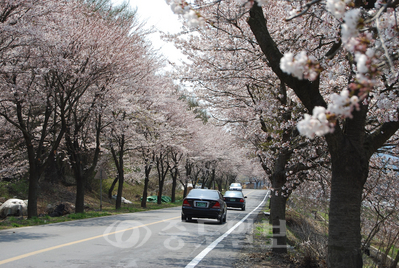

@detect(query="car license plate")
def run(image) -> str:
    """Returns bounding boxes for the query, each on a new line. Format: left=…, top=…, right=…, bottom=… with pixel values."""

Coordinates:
left=230, top=198, right=236, bottom=202
left=195, top=201, right=208, bottom=208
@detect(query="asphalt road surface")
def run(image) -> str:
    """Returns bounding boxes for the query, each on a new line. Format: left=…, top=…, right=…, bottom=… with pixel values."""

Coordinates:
left=0, top=189, right=269, bottom=268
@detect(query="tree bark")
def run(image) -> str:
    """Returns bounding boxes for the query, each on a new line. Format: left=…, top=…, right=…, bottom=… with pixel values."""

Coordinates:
left=327, top=146, right=368, bottom=267
left=269, top=150, right=291, bottom=254
left=170, top=168, right=177, bottom=203
left=156, top=151, right=170, bottom=205
left=27, top=167, right=39, bottom=218
left=110, top=134, right=125, bottom=210
left=390, top=250, right=399, bottom=268
left=75, top=171, right=85, bottom=213
left=116, top=173, right=123, bottom=209
left=108, top=177, right=118, bottom=199
left=141, top=152, right=153, bottom=208
left=270, top=193, right=287, bottom=253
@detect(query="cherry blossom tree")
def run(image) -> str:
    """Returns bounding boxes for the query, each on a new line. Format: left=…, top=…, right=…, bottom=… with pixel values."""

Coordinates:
left=165, top=0, right=330, bottom=253
left=0, top=0, right=78, bottom=218
left=167, top=0, right=399, bottom=266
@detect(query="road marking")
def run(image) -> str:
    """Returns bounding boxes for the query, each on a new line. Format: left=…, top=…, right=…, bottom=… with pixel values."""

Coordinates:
left=244, top=189, right=255, bottom=196
left=185, top=191, right=269, bottom=268
left=0, top=216, right=180, bottom=265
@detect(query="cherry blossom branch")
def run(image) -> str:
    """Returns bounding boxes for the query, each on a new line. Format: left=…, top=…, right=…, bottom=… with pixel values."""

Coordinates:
left=285, top=0, right=323, bottom=21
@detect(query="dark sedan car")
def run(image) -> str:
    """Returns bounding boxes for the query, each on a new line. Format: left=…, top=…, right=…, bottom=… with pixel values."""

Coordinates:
left=223, top=191, right=247, bottom=211
left=181, top=189, right=227, bottom=224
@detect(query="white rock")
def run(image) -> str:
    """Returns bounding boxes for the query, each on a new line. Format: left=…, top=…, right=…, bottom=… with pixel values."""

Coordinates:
left=0, top=199, right=28, bottom=218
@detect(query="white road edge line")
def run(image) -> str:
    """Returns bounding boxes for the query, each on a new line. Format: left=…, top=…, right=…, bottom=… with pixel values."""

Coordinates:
left=185, top=191, right=270, bottom=268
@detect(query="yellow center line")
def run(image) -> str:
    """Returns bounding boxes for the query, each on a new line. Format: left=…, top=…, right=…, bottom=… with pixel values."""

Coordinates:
left=244, top=190, right=256, bottom=196
left=0, top=216, right=180, bottom=265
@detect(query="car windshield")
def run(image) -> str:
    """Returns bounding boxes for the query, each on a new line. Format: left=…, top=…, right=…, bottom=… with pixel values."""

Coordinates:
left=224, top=191, right=243, bottom=197
left=187, top=189, right=219, bottom=199
left=231, top=183, right=241, bottom=187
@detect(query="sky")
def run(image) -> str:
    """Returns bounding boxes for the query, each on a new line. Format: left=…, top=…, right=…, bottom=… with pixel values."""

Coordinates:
left=111, top=0, right=185, bottom=64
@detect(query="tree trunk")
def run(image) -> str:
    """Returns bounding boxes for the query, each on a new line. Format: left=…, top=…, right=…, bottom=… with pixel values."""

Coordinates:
left=327, top=134, right=368, bottom=268
left=157, top=180, right=164, bottom=205
left=75, top=173, right=85, bottom=213
left=116, top=173, right=123, bottom=209
left=180, top=179, right=188, bottom=198
left=270, top=192, right=287, bottom=253
left=108, top=177, right=118, bottom=199
left=67, top=141, right=86, bottom=214
left=268, top=149, right=291, bottom=254
left=141, top=177, right=148, bottom=208
left=390, top=250, right=399, bottom=268
left=156, top=152, right=169, bottom=205
left=141, top=163, right=151, bottom=208
left=183, top=184, right=188, bottom=198
left=216, top=180, right=222, bottom=192
left=328, top=169, right=365, bottom=267
left=27, top=170, right=39, bottom=218
left=170, top=167, right=178, bottom=203
left=171, top=173, right=177, bottom=203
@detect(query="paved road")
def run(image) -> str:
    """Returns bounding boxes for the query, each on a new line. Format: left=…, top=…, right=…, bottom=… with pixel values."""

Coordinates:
left=0, top=189, right=269, bottom=268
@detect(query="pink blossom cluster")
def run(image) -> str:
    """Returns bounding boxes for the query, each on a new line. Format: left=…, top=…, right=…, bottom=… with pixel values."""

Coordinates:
left=297, top=89, right=361, bottom=138
left=341, top=9, right=362, bottom=49
left=328, top=89, right=359, bottom=118
left=297, top=107, right=333, bottom=139
left=167, top=0, right=205, bottom=28
left=326, top=0, right=352, bottom=19
left=279, top=51, right=321, bottom=81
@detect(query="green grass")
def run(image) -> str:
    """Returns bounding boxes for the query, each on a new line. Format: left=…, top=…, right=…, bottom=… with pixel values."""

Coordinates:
left=0, top=201, right=183, bottom=230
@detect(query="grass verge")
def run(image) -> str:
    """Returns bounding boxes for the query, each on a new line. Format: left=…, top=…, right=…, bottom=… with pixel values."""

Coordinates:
left=0, top=200, right=183, bottom=230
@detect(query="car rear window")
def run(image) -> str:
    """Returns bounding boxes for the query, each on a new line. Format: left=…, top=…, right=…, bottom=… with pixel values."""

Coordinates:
left=231, top=183, right=241, bottom=187
left=224, top=191, right=243, bottom=197
left=187, top=189, right=219, bottom=199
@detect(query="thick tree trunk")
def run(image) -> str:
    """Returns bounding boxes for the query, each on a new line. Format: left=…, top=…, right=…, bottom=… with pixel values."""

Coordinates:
left=270, top=193, right=287, bottom=253
left=75, top=173, right=85, bottom=213
left=27, top=170, right=39, bottom=218
left=325, top=105, right=369, bottom=268
left=328, top=165, right=363, bottom=268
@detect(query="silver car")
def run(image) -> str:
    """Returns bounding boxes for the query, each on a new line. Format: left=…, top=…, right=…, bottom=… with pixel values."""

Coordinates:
left=229, top=183, right=242, bottom=191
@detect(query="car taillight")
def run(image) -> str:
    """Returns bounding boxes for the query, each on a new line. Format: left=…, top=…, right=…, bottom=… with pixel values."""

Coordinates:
left=212, top=201, right=221, bottom=209
left=223, top=197, right=226, bottom=201
left=239, top=199, right=244, bottom=203
left=183, top=199, right=191, bottom=207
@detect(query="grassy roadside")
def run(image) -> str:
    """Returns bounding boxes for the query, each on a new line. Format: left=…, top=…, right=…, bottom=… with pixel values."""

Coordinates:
left=0, top=179, right=184, bottom=230
left=0, top=200, right=183, bottom=230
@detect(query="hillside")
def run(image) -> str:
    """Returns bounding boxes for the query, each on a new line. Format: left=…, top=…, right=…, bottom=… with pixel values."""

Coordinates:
left=0, top=178, right=182, bottom=229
